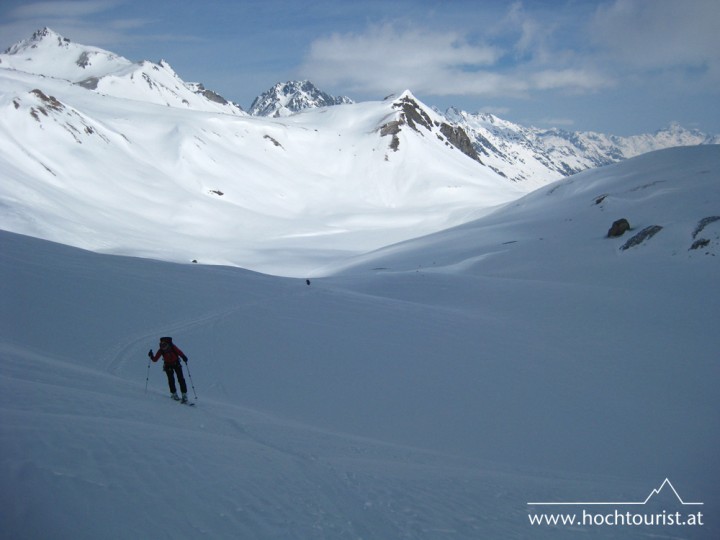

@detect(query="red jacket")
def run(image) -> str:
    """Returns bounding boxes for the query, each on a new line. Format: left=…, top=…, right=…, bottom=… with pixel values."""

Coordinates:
left=152, top=344, right=187, bottom=365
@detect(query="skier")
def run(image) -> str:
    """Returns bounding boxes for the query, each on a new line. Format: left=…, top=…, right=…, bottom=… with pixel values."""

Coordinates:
left=148, top=337, right=189, bottom=403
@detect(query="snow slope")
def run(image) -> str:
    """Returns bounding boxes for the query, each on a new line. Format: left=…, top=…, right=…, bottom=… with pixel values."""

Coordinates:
left=1, top=28, right=531, bottom=278
left=0, top=27, right=244, bottom=115
left=0, top=65, right=524, bottom=276
left=446, top=108, right=720, bottom=187
left=2, top=146, right=718, bottom=539
left=324, top=146, right=720, bottom=482
left=3, top=28, right=717, bottom=280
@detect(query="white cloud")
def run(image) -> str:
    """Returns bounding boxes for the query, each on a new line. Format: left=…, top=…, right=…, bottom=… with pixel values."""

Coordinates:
left=300, top=22, right=509, bottom=97
left=501, top=0, right=558, bottom=64
left=529, top=68, right=612, bottom=92
left=588, top=0, right=720, bottom=72
left=1, top=0, right=135, bottom=49
left=536, top=117, right=576, bottom=128
left=0, top=1, right=194, bottom=53
left=8, top=0, right=119, bottom=18
left=299, top=0, right=720, bottom=103
left=299, top=19, right=613, bottom=100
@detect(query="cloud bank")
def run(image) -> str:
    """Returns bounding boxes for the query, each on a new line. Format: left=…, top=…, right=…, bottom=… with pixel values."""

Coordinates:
left=299, top=0, right=720, bottom=100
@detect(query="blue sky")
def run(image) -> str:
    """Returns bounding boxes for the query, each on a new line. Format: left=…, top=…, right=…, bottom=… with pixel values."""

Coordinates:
left=1, top=0, right=719, bottom=136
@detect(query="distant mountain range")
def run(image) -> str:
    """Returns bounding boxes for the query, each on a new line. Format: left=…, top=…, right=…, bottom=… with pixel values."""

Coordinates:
left=1, top=28, right=718, bottom=274
left=249, top=80, right=353, bottom=117
left=446, top=109, right=719, bottom=186
left=247, top=79, right=718, bottom=186
left=3, top=27, right=717, bottom=189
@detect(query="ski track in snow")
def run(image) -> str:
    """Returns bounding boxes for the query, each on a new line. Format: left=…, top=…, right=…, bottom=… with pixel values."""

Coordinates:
left=0, top=338, right=540, bottom=539
left=4, top=338, right=697, bottom=540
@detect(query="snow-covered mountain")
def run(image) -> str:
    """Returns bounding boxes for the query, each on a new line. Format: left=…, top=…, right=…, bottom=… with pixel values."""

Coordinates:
left=0, top=31, right=528, bottom=276
left=0, top=27, right=718, bottom=278
left=2, top=145, right=718, bottom=539
left=249, top=80, right=353, bottom=117
left=2, top=27, right=718, bottom=539
left=330, top=145, right=720, bottom=275
left=0, top=71, right=522, bottom=275
left=446, top=108, right=720, bottom=187
left=246, top=78, right=718, bottom=189
left=0, top=27, right=245, bottom=115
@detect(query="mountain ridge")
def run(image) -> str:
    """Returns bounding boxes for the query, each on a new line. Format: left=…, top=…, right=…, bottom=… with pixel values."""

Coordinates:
left=444, top=108, right=720, bottom=187
left=249, top=80, right=353, bottom=117
left=3, top=27, right=716, bottom=187
left=0, top=56, right=525, bottom=275
left=248, top=79, right=719, bottom=187
left=1, top=28, right=718, bottom=276
left=0, top=27, right=246, bottom=116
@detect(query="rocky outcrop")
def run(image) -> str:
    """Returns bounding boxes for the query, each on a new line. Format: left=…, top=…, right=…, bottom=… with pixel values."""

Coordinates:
left=249, top=81, right=353, bottom=117
left=620, top=225, right=663, bottom=250
left=379, top=93, right=482, bottom=162
left=607, top=218, right=630, bottom=238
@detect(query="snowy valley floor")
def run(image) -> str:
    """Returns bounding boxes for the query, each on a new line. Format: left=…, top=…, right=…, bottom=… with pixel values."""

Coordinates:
left=1, top=224, right=717, bottom=539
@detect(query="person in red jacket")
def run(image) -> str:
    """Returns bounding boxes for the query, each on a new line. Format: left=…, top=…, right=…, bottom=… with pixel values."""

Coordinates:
left=148, top=337, right=189, bottom=402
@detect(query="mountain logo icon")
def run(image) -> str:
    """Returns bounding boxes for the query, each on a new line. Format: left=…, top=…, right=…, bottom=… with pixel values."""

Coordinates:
left=528, top=478, right=704, bottom=506
left=642, top=478, right=703, bottom=506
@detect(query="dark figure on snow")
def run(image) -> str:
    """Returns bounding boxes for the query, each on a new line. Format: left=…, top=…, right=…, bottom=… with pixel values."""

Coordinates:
left=148, top=337, right=189, bottom=403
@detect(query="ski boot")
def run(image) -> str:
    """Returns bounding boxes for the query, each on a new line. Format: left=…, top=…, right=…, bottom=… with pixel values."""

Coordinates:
left=181, top=393, right=188, bottom=404
left=171, top=392, right=180, bottom=401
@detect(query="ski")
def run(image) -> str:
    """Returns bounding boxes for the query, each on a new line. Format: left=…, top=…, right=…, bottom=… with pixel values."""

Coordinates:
left=169, top=396, right=196, bottom=406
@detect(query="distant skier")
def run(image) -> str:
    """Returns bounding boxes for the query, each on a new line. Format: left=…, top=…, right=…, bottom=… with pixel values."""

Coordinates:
left=148, top=337, right=189, bottom=403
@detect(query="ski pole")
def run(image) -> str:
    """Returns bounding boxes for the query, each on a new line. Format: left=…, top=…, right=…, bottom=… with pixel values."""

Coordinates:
left=184, top=361, right=198, bottom=399
left=145, top=349, right=153, bottom=394
left=145, top=356, right=151, bottom=393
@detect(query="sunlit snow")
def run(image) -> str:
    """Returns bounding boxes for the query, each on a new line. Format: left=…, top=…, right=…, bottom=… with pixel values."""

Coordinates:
left=1, top=28, right=718, bottom=540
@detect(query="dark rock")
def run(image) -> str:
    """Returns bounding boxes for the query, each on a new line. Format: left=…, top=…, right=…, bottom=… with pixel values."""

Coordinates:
left=620, top=225, right=663, bottom=250
left=439, top=123, right=483, bottom=163
left=692, top=216, right=720, bottom=239
left=689, top=239, right=710, bottom=250
left=607, top=218, right=630, bottom=237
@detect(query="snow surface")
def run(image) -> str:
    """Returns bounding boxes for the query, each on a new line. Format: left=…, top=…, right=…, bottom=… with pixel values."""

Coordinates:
left=0, top=28, right=244, bottom=116
left=2, top=146, right=718, bottom=539
left=0, top=66, right=526, bottom=277
left=2, top=28, right=716, bottom=279
left=444, top=109, right=720, bottom=188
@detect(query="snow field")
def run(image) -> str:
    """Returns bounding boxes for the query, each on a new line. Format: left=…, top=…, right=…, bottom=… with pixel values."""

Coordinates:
left=2, top=146, right=719, bottom=540
left=2, top=27, right=719, bottom=539
left=0, top=233, right=634, bottom=540
left=0, top=66, right=528, bottom=275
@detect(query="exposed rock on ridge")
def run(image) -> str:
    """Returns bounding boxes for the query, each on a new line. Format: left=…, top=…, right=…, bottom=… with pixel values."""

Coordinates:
left=0, top=27, right=245, bottom=116
left=379, top=92, right=482, bottom=163
left=249, top=80, right=353, bottom=117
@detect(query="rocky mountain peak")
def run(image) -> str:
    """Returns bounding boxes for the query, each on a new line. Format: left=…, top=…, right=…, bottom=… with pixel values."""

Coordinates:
left=249, top=80, right=354, bottom=117
left=381, top=91, right=482, bottom=163
left=3, top=27, right=68, bottom=55
left=1, top=27, right=130, bottom=81
left=1, top=28, right=244, bottom=116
